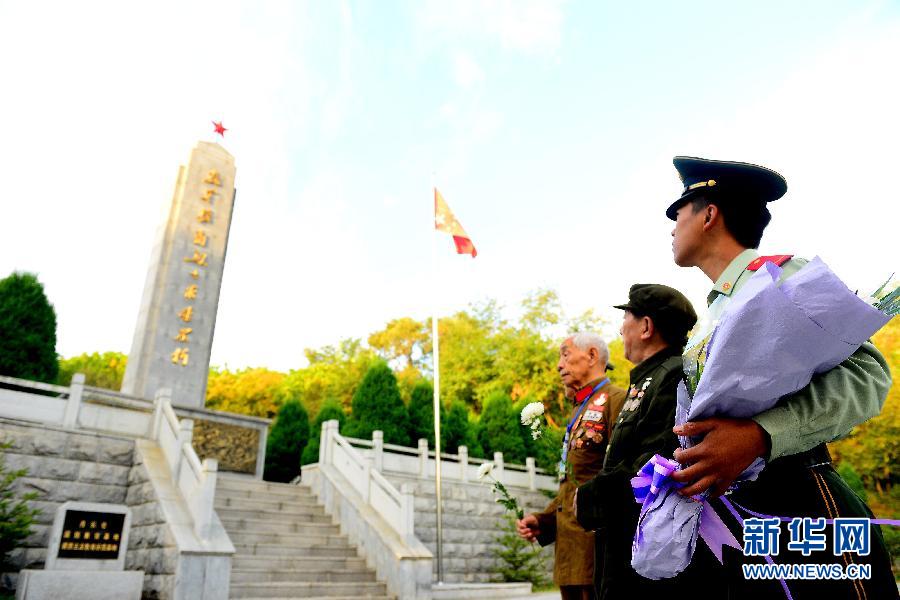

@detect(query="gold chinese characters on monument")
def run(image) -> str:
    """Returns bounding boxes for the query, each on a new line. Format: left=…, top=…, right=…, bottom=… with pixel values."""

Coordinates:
left=171, top=168, right=222, bottom=367
left=57, top=510, right=125, bottom=560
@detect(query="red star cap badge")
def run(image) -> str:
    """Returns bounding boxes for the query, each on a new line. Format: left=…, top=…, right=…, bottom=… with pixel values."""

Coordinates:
left=212, top=121, right=227, bottom=137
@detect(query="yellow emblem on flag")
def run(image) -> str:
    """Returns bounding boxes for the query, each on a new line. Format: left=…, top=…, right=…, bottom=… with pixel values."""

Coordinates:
left=434, top=188, right=477, bottom=257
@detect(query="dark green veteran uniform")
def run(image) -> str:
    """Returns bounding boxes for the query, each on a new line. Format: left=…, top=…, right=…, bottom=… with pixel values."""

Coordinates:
left=575, top=285, right=721, bottom=599
left=668, top=157, right=897, bottom=600
left=534, top=377, right=626, bottom=591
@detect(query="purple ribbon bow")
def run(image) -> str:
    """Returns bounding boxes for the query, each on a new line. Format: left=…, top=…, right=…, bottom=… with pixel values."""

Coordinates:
left=631, top=454, right=743, bottom=562
left=631, top=455, right=796, bottom=598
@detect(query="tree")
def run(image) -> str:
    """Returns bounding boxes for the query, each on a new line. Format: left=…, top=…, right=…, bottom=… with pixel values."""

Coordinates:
left=408, top=380, right=436, bottom=446
left=606, top=338, right=633, bottom=390
left=205, top=367, right=286, bottom=419
left=441, top=401, right=470, bottom=453
left=301, top=399, right=346, bottom=465
left=344, top=362, right=411, bottom=445
left=57, top=351, right=127, bottom=389
left=278, top=339, right=379, bottom=419
left=428, top=311, right=496, bottom=411
left=830, top=317, right=900, bottom=493
left=264, top=400, right=310, bottom=482
left=478, top=391, right=526, bottom=464
left=368, top=317, right=428, bottom=371
left=0, top=272, right=58, bottom=383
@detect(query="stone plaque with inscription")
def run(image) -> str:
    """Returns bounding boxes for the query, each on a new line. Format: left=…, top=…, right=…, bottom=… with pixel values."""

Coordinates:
left=16, top=502, right=143, bottom=600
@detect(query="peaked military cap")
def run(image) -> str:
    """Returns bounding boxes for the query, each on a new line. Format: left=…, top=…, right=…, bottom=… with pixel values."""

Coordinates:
left=665, top=156, right=788, bottom=220
left=614, top=284, right=698, bottom=333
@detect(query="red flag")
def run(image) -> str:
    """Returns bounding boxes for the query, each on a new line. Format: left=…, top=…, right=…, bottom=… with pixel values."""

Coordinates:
left=434, top=188, right=477, bottom=258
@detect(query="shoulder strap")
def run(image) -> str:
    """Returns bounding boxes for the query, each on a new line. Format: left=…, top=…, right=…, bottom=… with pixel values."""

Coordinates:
left=746, top=254, right=793, bottom=271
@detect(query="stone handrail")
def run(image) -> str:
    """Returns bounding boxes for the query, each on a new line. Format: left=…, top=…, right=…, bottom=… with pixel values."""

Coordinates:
left=0, top=374, right=70, bottom=395
left=321, top=420, right=415, bottom=540
left=152, top=390, right=218, bottom=541
left=0, top=374, right=75, bottom=426
left=343, top=432, right=557, bottom=492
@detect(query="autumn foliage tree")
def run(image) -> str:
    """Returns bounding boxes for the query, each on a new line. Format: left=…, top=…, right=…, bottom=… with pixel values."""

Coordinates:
left=830, top=317, right=900, bottom=493
left=206, top=367, right=286, bottom=418
left=277, top=339, right=378, bottom=419
left=57, top=351, right=127, bottom=389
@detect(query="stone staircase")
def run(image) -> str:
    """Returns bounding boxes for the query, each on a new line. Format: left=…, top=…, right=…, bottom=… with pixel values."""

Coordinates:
left=215, top=475, right=394, bottom=599
left=382, top=473, right=555, bottom=585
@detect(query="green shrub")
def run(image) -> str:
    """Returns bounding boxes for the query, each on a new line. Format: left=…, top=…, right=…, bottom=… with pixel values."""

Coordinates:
left=441, top=401, right=470, bottom=453
left=0, top=273, right=58, bottom=383
left=0, top=442, right=40, bottom=572
left=301, top=399, right=346, bottom=465
left=408, top=380, right=435, bottom=446
left=492, top=515, right=548, bottom=586
left=264, top=400, right=310, bottom=482
left=479, top=391, right=526, bottom=464
left=345, top=362, right=411, bottom=445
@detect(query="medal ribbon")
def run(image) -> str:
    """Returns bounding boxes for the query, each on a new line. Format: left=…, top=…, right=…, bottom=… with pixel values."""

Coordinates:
left=558, top=378, right=608, bottom=477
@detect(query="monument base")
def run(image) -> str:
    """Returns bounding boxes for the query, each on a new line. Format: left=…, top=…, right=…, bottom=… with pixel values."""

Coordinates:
left=15, top=570, right=144, bottom=600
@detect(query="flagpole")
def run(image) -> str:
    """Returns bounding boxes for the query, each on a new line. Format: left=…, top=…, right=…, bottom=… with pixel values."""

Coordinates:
left=431, top=184, right=444, bottom=585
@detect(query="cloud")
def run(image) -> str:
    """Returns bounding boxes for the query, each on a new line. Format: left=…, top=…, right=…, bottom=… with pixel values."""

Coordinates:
left=321, top=0, right=357, bottom=139
left=452, top=52, right=486, bottom=88
left=419, top=0, right=565, bottom=55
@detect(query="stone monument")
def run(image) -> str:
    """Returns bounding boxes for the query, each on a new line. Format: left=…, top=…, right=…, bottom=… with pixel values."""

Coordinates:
left=16, top=502, right=142, bottom=600
left=121, top=142, right=236, bottom=408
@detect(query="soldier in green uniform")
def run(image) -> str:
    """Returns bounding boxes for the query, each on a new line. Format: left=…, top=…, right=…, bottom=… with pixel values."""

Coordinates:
left=574, top=284, right=721, bottom=599
left=665, top=156, right=897, bottom=598
left=516, top=332, right=626, bottom=600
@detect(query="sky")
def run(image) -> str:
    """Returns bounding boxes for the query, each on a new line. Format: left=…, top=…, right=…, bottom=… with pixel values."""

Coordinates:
left=1, top=0, right=899, bottom=373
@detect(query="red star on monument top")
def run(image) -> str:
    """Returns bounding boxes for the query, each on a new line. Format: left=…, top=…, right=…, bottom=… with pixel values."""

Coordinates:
left=212, top=121, right=227, bottom=137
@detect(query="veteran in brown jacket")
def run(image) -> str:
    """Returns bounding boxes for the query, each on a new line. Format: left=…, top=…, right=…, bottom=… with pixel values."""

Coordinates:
left=516, top=332, right=626, bottom=600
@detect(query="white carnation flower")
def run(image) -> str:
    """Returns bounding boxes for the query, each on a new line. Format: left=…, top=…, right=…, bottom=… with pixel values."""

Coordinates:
left=476, top=462, right=494, bottom=480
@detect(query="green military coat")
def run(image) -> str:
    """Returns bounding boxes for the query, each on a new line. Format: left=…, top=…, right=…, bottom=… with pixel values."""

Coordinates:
left=575, top=347, right=704, bottom=598
left=534, top=378, right=626, bottom=587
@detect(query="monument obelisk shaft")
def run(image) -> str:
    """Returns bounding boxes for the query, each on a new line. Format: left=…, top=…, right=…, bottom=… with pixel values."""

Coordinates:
left=121, top=142, right=236, bottom=408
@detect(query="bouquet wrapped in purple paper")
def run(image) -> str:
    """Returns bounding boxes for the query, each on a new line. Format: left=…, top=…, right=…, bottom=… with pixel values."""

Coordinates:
left=630, top=256, right=897, bottom=580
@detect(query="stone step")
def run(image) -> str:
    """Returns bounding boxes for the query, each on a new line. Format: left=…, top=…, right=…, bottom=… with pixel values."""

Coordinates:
left=217, top=506, right=333, bottom=523
left=232, top=555, right=368, bottom=571
left=233, top=543, right=359, bottom=558
left=230, top=531, right=348, bottom=546
left=431, top=582, right=533, bottom=599
left=221, top=518, right=340, bottom=536
left=238, top=597, right=394, bottom=600
left=215, top=494, right=321, bottom=512
left=217, top=479, right=313, bottom=497
left=216, top=486, right=314, bottom=503
left=231, top=568, right=376, bottom=584
left=229, top=581, right=388, bottom=598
